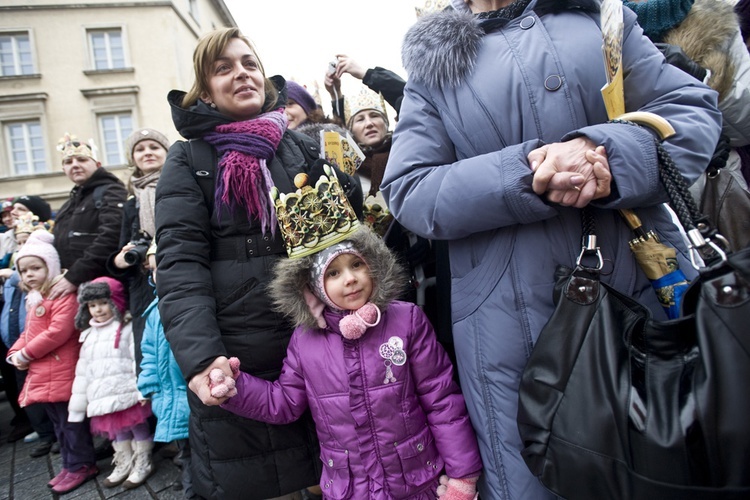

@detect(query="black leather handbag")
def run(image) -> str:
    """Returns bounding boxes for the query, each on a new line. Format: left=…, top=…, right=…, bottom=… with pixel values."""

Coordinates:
left=517, top=134, right=750, bottom=499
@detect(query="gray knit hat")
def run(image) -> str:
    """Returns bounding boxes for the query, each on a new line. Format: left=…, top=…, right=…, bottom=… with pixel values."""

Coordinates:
left=125, top=128, right=170, bottom=165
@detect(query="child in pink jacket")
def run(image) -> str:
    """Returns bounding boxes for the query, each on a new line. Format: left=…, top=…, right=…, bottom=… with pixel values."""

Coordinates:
left=6, top=230, right=98, bottom=494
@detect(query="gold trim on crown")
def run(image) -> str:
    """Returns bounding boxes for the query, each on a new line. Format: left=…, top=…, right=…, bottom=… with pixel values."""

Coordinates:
left=57, top=133, right=97, bottom=161
left=346, top=86, right=388, bottom=127
left=14, top=212, right=53, bottom=235
left=415, top=0, right=450, bottom=17
left=271, top=164, right=360, bottom=259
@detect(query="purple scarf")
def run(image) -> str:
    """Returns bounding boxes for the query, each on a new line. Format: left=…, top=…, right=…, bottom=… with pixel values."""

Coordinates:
left=203, top=109, right=287, bottom=235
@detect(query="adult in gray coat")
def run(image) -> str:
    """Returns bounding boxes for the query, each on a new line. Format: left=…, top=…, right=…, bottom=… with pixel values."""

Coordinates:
left=381, top=0, right=722, bottom=498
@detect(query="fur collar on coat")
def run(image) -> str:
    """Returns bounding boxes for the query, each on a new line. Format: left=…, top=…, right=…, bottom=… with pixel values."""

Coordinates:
left=403, top=0, right=599, bottom=89
left=662, top=0, right=740, bottom=101
left=267, top=226, right=408, bottom=330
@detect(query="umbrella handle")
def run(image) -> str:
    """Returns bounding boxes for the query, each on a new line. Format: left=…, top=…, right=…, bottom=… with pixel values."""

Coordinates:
left=614, top=112, right=675, bottom=238
left=616, top=111, right=675, bottom=140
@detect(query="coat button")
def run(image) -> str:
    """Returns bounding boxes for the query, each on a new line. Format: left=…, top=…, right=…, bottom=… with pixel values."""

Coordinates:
left=417, top=443, right=424, bottom=452
left=247, top=238, right=253, bottom=244
left=544, top=75, right=563, bottom=91
left=328, top=459, right=334, bottom=467
left=248, top=249, right=254, bottom=255
left=263, top=235, right=269, bottom=241
left=520, top=16, right=535, bottom=29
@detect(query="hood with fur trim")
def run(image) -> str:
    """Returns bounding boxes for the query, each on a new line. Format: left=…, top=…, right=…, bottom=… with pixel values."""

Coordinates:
left=662, top=0, right=739, bottom=101
left=403, top=0, right=598, bottom=89
left=268, top=226, right=408, bottom=329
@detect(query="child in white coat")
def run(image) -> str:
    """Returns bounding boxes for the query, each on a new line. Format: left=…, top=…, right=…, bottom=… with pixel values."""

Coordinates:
left=69, top=277, right=154, bottom=489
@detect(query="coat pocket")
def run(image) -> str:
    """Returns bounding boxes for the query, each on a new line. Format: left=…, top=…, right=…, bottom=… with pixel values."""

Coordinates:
left=395, top=425, right=444, bottom=487
left=318, top=443, right=353, bottom=499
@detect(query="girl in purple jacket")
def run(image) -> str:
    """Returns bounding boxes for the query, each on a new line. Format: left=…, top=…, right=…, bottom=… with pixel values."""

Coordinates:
left=220, top=225, right=482, bottom=499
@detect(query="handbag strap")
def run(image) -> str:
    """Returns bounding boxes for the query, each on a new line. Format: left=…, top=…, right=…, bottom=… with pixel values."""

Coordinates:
left=609, top=119, right=730, bottom=267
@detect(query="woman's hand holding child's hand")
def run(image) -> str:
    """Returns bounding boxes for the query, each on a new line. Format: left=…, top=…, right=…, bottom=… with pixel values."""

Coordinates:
left=209, top=357, right=240, bottom=399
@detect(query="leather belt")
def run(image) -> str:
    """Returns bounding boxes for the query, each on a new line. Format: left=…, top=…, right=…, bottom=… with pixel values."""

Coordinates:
left=211, top=233, right=286, bottom=261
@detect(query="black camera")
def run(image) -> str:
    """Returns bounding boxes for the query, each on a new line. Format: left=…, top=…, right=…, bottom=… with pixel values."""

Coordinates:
left=123, top=238, right=151, bottom=266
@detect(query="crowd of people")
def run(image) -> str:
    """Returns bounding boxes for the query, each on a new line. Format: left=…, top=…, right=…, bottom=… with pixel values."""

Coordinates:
left=0, top=0, right=748, bottom=499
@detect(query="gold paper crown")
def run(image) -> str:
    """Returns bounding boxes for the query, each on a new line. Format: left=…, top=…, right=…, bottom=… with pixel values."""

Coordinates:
left=14, top=212, right=53, bottom=235
left=345, top=86, right=388, bottom=128
left=271, top=164, right=360, bottom=259
left=415, top=0, right=450, bottom=17
left=57, top=133, right=97, bottom=161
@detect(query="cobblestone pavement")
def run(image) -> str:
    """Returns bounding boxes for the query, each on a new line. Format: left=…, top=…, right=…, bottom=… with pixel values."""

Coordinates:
left=0, top=393, right=183, bottom=500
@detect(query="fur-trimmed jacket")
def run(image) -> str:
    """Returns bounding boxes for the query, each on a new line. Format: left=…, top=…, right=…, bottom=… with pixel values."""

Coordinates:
left=68, top=319, right=141, bottom=422
left=223, top=227, right=482, bottom=499
left=382, top=1, right=721, bottom=499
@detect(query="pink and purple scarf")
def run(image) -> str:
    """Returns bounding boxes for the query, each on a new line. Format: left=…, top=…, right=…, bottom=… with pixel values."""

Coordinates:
left=203, top=109, right=287, bottom=235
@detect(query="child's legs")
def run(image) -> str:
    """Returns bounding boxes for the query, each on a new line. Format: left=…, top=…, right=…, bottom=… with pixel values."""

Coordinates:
left=130, top=421, right=152, bottom=442
left=45, top=402, right=95, bottom=470
left=176, top=439, right=193, bottom=498
left=114, top=429, right=134, bottom=442
left=44, top=403, right=67, bottom=466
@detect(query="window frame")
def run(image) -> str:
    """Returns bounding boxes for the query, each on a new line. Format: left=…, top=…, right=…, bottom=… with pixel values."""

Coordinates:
left=3, top=119, right=48, bottom=176
left=97, top=111, right=133, bottom=166
left=0, top=29, right=37, bottom=78
left=85, top=25, right=130, bottom=72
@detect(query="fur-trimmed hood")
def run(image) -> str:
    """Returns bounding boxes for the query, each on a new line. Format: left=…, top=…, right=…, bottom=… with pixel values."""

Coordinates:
left=663, top=0, right=740, bottom=101
left=268, top=226, right=408, bottom=330
left=403, top=0, right=599, bottom=89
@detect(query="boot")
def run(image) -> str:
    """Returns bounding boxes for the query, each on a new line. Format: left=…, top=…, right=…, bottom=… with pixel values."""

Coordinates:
left=122, top=439, right=154, bottom=489
left=102, top=440, right=134, bottom=488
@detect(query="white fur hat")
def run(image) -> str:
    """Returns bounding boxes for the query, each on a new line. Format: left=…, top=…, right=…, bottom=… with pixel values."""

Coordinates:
left=15, top=230, right=61, bottom=279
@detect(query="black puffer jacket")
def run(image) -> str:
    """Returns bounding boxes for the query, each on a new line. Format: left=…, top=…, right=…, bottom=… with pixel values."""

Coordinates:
left=54, top=168, right=127, bottom=286
left=155, top=79, right=361, bottom=500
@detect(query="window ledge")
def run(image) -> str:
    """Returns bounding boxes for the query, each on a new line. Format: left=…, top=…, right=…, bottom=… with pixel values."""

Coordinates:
left=83, top=67, right=134, bottom=76
left=0, top=74, right=41, bottom=81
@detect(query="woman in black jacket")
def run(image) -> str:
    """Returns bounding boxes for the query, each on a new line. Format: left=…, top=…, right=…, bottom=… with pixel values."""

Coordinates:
left=155, top=27, right=361, bottom=500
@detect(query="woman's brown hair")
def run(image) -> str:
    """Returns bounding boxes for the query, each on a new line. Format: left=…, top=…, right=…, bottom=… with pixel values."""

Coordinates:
left=181, top=27, right=278, bottom=114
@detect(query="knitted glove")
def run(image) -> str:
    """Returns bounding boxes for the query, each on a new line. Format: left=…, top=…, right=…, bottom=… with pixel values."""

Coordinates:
left=436, top=475, right=479, bottom=500
left=655, top=43, right=707, bottom=82
left=209, top=357, right=241, bottom=398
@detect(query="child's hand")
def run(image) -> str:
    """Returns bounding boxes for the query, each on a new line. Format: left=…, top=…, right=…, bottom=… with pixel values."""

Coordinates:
left=209, top=357, right=240, bottom=398
left=139, top=399, right=149, bottom=406
left=10, top=351, right=30, bottom=371
left=436, top=475, right=480, bottom=500
left=188, top=356, right=233, bottom=406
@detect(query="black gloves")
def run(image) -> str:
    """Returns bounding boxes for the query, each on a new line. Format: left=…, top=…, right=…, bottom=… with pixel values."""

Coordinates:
left=308, top=159, right=364, bottom=220
left=655, top=43, right=708, bottom=82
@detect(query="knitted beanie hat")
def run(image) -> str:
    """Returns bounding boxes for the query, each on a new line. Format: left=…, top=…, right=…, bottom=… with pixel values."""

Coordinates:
left=15, top=230, right=61, bottom=279
left=13, top=195, right=52, bottom=222
left=285, top=81, right=317, bottom=116
left=622, top=0, right=695, bottom=42
left=309, top=240, right=364, bottom=311
left=75, top=277, right=127, bottom=331
left=124, top=128, right=171, bottom=165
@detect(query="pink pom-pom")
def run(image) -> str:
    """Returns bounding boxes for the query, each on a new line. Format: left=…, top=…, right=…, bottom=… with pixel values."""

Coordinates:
left=338, top=303, right=381, bottom=340
left=340, top=314, right=366, bottom=340
left=358, top=303, right=379, bottom=324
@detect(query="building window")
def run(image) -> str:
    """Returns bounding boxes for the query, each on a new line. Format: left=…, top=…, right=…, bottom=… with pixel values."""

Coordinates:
left=88, top=29, right=125, bottom=70
left=5, top=121, right=47, bottom=176
left=0, top=32, right=34, bottom=76
left=189, top=0, right=200, bottom=22
left=98, top=112, right=132, bottom=165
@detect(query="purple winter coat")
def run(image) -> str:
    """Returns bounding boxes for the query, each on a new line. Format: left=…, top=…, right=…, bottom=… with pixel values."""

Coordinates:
left=223, top=301, right=482, bottom=499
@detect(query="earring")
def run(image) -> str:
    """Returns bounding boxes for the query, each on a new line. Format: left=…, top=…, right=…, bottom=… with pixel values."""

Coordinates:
left=209, top=102, right=217, bottom=109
